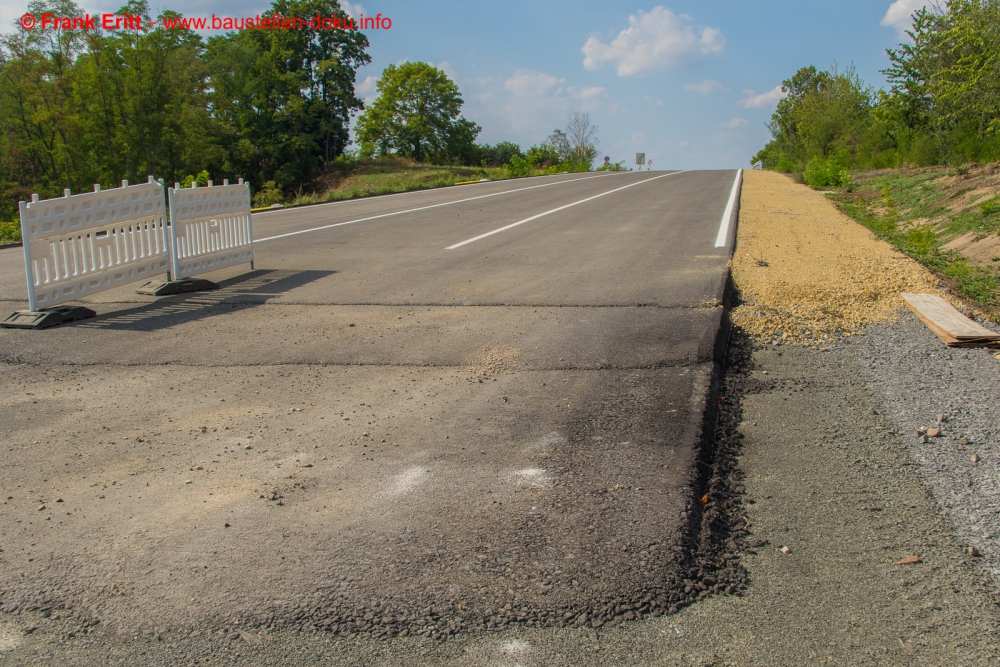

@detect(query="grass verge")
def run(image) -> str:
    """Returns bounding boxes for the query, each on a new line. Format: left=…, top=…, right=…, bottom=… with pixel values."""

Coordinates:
left=289, top=158, right=510, bottom=207
left=828, top=165, right=1000, bottom=319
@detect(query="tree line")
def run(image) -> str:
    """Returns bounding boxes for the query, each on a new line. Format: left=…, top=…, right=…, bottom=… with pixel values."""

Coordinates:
left=753, top=0, right=1000, bottom=186
left=0, top=0, right=600, bottom=223
left=0, top=0, right=374, bottom=221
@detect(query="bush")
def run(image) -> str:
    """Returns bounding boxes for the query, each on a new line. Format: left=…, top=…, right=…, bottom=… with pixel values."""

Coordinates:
left=0, top=219, right=21, bottom=244
left=252, top=181, right=284, bottom=208
left=979, top=194, right=1000, bottom=215
left=505, top=155, right=534, bottom=178
left=180, top=170, right=211, bottom=188
left=803, top=157, right=851, bottom=189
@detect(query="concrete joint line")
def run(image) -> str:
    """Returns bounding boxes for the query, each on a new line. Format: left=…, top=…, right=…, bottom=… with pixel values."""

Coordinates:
left=446, top=171, right=689, bottom=250
left=254, top=173, right=619, bottom=244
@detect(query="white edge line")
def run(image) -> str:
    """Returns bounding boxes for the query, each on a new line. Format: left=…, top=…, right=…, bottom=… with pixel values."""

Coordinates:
left=254, top=173, right=620, bottom=243
left=445, top=170, right=689, bottom=250
left=714, top=169, right=743, bottom=249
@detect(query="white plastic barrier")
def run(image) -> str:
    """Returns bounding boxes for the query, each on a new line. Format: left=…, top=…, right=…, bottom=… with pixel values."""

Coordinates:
left=18, top=177, right=169, bottom=311
left=168, top=179, right=253, bottom=279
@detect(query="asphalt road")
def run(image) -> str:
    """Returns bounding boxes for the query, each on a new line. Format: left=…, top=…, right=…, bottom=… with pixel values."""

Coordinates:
left=0, top=171, right=739, bottom=646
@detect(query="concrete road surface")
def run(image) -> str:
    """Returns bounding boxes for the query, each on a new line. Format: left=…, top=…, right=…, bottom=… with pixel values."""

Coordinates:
left=0, top=171, right=739, bottom=643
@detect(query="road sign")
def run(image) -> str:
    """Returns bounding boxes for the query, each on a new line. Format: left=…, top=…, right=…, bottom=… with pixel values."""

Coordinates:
left=648, top=159, right=652, bottom=168
left=603, top=156, right=610, bottom=164
left=635, top=153, right=645, bottom=165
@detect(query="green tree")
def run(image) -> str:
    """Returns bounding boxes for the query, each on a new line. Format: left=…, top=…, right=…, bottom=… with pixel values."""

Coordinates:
left=206, top=0, right=370, bottom=189
left=354, top=62, right=480, bottom=163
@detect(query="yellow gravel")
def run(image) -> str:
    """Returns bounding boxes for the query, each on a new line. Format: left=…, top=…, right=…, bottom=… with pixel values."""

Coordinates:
left=732, top=171, right=941, bottom=347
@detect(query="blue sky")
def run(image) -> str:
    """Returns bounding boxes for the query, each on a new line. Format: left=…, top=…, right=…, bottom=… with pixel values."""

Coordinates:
left=4, top=0, right=931, bottom=169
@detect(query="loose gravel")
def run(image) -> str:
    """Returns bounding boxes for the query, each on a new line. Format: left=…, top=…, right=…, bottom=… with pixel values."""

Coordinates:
left=855, top=314, right=1000, bottom=585
left=732, top=170, right=940, bottom=347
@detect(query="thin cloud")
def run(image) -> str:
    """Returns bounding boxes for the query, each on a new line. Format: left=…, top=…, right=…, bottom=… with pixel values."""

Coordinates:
left=581, top=6, right=724, bottom=77
left=881, top=0, right=931, bottom=35
left=719, top=117, right=748, bottom=129
left=738, top=85, right=785, bottom=109
left=341, top=1, right=365, bottom=20
left=683, top=79, right=723, bottom=95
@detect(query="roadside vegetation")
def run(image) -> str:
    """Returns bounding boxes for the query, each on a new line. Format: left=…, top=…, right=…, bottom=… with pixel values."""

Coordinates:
left=829, top=166, right=1000, bottom=317
left=752, top=0, right=1000, bottom=316
left=0, top=0, right=599, bottom=238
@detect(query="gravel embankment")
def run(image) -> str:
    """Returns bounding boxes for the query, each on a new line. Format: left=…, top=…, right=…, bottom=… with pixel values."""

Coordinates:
left=732, top=170, right=939, bottom=347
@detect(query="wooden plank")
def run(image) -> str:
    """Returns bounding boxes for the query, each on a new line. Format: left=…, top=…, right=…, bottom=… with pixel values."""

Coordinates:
left=901, top=293, right=1000, bottom=347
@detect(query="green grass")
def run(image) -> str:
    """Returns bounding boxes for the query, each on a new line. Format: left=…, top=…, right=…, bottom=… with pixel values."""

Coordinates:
left=0, top=220, right=20, bottom=245
left=288, top=159, right=512, bottom=207
left=830, top=168, right=1000, bottom=318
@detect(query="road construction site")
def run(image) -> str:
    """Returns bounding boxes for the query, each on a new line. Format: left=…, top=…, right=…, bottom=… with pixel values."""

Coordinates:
left=1, top=170, right=998, bottom=665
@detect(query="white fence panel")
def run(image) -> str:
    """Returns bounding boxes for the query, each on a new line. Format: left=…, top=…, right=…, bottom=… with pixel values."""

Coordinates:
left=18, top=177, right=169, bottom=311
left=169, top=179, right=253, bottom=280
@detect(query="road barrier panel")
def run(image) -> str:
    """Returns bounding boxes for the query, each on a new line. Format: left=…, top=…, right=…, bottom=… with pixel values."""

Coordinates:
left=137, top=179, right=254, bottom=296
left=170, top=178, right=254, bottom=278
left=2, top=176, right=169, bottom=329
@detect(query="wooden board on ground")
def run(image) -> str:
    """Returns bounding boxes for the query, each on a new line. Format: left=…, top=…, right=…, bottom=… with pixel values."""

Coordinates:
left=901, top=293, right=1000, bottom=348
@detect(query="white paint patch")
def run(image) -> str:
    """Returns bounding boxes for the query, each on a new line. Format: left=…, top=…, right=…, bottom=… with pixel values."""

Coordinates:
left=503, top=468, right=552, bottom=489
left=714, top=170, right=742, bottom=248
left=0, top=622, right=22, bottom=652
left=522, top=431, right=565, bottom=452
left=446, top=171, right=687, bottom=249
left=500, top=638, right=532, bottom=655
left=383, top=466, right=428, bottom=498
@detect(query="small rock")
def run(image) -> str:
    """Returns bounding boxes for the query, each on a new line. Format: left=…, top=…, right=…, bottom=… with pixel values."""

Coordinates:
left=971, top=454, right=979, bottom=463
left=926, top=427, right=941, bottom=438
left=896, top=555, right=921, bottom=565
left=967, top=546, right=980, bottom=557
left=937, top=414, right=946, bottom=423
left=960, top=437, right=970, bottom=446
left=916, top=427, right=927, bottom=436
left=224, top=523, right=230, bottom=528
left=921, top=434, right=929, bottom=444
left=780, top=546, right=791, bottom=554
left=184, top=480, right=192, bottom=485
left=38, top=505, right=46, bottom=511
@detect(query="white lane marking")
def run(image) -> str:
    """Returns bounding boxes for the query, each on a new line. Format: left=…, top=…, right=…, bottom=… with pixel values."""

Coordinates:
left=445, top=171, right=688, bottom=250
left=252, top=170, right=591, bottom=217
left=254, top=173, right=618, bottom=243
left=714, top=169, right=743, bottom=248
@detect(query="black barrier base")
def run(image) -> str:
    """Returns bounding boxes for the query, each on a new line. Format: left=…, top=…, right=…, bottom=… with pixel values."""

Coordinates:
left=135, top=278, right=219, bottom=296
left=1, top=305, right=97, bottom=330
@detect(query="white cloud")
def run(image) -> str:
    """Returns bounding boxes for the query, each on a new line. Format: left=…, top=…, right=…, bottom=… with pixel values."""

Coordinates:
left=881, top=0, right=930, bottom=35
left=683, top=79, right=723, bottom=95
left=738, top=85, right=785, bottom=109
left=433, top=61, right=458, bottom=80
left=356, top=75, right=378, bottom=104
left=504, top=70, right=564, bottom=97
left=719, top=117, right=748, bottom=129
left=581, top=6, right=724, bottom=77
left=341, top=2, right=365, bottom=20
left=474, top=68, right=622, bottom=139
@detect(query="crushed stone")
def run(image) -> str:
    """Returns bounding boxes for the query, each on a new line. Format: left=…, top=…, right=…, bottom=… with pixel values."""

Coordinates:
left=732, top=171, right=941, bottom=347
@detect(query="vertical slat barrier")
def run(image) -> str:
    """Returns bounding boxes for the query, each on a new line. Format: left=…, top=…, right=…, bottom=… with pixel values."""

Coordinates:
left=15, top=177, right=169, bottom=311
left=169, top=179, right=253, bottom=280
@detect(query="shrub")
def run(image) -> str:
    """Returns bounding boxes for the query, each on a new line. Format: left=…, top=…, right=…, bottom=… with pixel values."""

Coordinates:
left=505, top=155, right=534, bottom=178
left=252, top=181, right=284, bottom=208
left=803, top=157, right=851, bottom=189
left=979, top=194, right=1000, bottom=215
left=180, top=170, right=211, bottom=188
left=0, top=219, right=21, bottom=244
